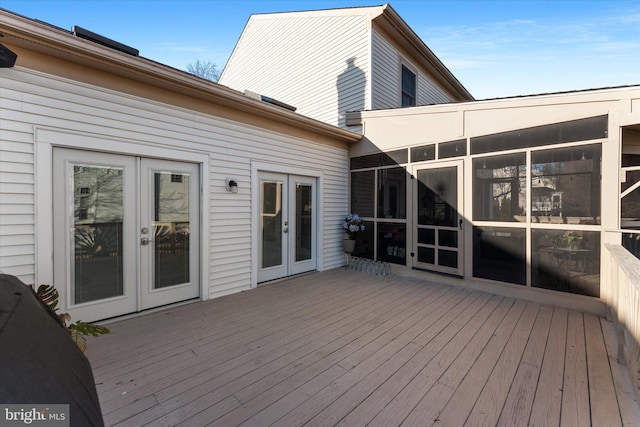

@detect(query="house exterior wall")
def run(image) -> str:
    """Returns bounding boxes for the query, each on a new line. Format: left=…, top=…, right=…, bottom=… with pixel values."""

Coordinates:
left=371, top=29, right=454, bottom=110
left=370, top=28, right=398, bottom=110
left=0, top=65, right=351, bottom=302
left=219, top=12, right=371, bottom=129
left=220, top=6, right=469, bottom=132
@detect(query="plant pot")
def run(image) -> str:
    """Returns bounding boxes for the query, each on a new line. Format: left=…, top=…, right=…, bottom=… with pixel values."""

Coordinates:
left=343, top=238, right=356, bottom=253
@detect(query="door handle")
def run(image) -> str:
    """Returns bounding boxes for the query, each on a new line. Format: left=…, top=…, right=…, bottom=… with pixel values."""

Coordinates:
left=141, top=237, right=153, bottom=246
left=283, top=226, right=289, bottom=234
left=459, top=219, right=463, bottom=230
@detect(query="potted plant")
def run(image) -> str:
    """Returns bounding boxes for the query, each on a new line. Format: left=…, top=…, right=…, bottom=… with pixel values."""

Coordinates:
left=342, top=213, right=365, bottom=253
left=33, top=284, right=110, bottom=352
left=547, top=230, right=582, bottom=249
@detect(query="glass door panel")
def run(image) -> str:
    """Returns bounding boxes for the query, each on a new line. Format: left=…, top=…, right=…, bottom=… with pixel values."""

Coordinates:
left=140, top=159, right=200, bottom=310
left=289, top=175, right=316, bottom=275
left=55, top=150, right=200, bottom=320
left=261, top=180, right=284, bottom=268
left=295, top=184, right=312, bottom=262
left=258, top=173, right=288, bottom=282
left=152, top=171, right=191, bottom=289
left=73, top=165, right=125, bottom=303
left=413, top=161, right=464, bottom=276
left=258, top=173, right=316, bottom=282
left=417, top=167, right=457, bottom=227
left=53, top=149, right=137, bottom=322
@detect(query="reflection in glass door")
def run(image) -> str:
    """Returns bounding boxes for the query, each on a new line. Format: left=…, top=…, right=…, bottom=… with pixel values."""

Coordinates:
left=289, top=176, right=316, bottom=275
left=140, top=159, right=200, bottom=310
left=53, top=149, right=137, bottom=321
left=295, top=183, right=313, bottom=262
left=258, top=173, right=316, bottom=282
left=413, top=161, right=464, bottom=276
left=260, top=175, right=286, bottom=279
left=72, top=164, right=125, bottom=303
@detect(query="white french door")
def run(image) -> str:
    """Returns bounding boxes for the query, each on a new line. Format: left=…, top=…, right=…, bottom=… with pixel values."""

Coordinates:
left=412, top=160, right=464, bottom=276
left=139, top=158, right=200, bottom=309
left=258, top=172, right=317, bottom=283
left=53, top=148, right=200, bottom=322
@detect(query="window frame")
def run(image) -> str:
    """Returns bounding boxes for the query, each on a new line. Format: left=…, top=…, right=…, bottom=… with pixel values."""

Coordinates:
left=350, top=164, right=408, bottom=264
left=401, top=64, right=417, bottom=107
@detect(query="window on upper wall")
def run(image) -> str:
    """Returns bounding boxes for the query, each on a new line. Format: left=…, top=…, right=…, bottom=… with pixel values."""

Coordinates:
left=401, top=65, right=416, bottom=107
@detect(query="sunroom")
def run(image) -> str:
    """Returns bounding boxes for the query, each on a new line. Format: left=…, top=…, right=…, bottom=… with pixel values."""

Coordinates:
left=346, top=86, right=640, bottom=313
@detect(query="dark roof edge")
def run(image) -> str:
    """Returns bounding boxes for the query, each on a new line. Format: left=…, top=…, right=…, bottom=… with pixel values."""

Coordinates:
left=475, top=84, right=640, bottom=102
left=351, top=84, right=640, bottom=116
left=378, top=4, right=475, bottom=101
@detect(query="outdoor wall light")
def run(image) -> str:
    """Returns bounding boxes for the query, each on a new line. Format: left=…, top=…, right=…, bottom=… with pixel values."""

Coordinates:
left=225, top=178, right=238, bottom=193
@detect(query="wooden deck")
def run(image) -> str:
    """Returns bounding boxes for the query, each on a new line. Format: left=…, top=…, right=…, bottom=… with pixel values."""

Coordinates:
left=85, top=269, right=640, bottom=426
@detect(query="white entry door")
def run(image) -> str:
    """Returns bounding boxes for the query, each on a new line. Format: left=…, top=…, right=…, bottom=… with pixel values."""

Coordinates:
left=258, top=172, right=317, bottom=283
left=53, top=148, right=200, bottom=321
left=412, top=160, right=464, bottom=276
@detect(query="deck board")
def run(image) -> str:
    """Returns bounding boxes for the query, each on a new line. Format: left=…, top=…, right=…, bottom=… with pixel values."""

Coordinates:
left=84, top=269, right=640, bottom=426
left=419, top=300, right=531, bottom=426
left=561, top=311, right=591, bottom=426
left=528, top=307, right=568, bottom=426
left=465, top=302, right=541, bottom=426
left=496, top=305, right=553, bottom=426
left=373, top=297, right=515, bottom=426
left=600, top=318, right=640, bottom=426
left=337, top=294, right=501, bottom=426
left=584, top=314, right=622, bottom=426
left=306, top=293, right=494, bottom=427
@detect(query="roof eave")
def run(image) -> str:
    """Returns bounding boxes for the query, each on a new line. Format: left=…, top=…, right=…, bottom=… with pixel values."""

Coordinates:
left=373, top=4, right=474, bottom=101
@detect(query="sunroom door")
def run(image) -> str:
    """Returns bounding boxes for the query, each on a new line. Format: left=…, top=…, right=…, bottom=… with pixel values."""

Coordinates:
left=412, top=161, right=464, bottom=276
left=258, top=172, right=317, bottom=282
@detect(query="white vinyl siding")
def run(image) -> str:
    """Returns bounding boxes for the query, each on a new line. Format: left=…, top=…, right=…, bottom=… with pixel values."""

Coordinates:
left=0, top=68, right=349, bottom=298
left=220, top=14, right=370, bottom=129
left=417, top=72, right=454, bottom=105
left=372, top=29, right=454, bottom=109
left=0, top=89, right=36, bottom=284
left=371, top=29, right=400, bottom=110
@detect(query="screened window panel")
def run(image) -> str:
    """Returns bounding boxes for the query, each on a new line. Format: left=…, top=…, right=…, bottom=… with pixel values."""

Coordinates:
left=377, top=167, right=407, bottom=219
left=473, top=226, right=526, bottom=285
left=531, top=144, right=601, bottom=224
left=532, top=229, right=600, bottom=297
left=473, top=153, right=526, bottom=222
left=351, top=171, right=375, bottom=218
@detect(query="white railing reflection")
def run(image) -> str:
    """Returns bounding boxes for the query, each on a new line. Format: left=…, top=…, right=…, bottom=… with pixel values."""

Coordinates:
left=347, top=256, right=392, bottom=276
left=603, top=243, right=640, bottom=404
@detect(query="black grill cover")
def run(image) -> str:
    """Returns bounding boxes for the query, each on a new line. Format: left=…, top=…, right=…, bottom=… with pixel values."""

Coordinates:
left=0, top=274, right=104, bottom=426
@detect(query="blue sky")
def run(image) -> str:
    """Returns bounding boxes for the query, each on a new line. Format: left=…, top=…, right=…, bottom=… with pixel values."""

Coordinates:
left=2, top=0, right=639, bottom=99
